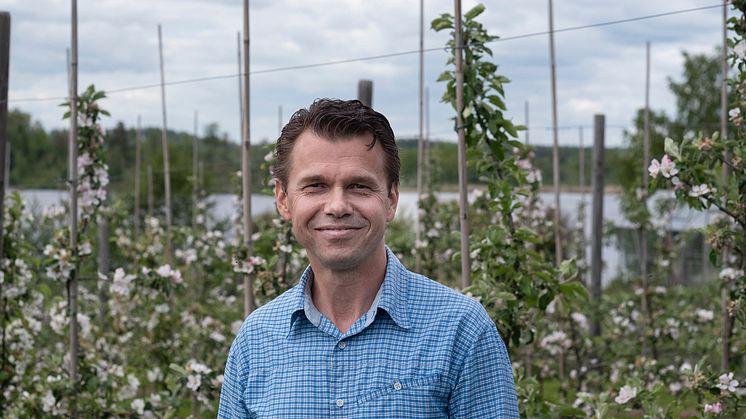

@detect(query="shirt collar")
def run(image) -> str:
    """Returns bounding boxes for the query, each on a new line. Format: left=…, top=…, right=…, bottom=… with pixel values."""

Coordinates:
left=286, top=246, right=411, bottom=337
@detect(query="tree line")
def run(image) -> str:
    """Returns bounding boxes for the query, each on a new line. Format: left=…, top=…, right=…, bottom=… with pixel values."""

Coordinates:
left=6, top=47, right=723, bottom=197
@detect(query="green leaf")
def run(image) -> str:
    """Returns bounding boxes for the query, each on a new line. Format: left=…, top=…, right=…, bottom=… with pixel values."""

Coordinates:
left=559, top=258, right=578, bottom=279
left=558, top=282, right=590, bottom=301
left=709, top=248, right=719, bottom=267
left=436, top=71, right=454, bottom=82
left=664, top=137, right=681, bottom=161
left=502, top=120, right=518, bottom=138
left=464, top=4, right=486, bottom=20
left=495, top=291, right=517, bottom=302
left=431, top=16, right=453, bottom=31
left=487, top=94, right=506, bottom=110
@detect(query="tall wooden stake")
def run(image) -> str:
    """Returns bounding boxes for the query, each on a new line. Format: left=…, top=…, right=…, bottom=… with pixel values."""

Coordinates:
left=157, top=24, right=173, bottom=265
left=525, top=100, right=530, bottom=145
left=415, top=0, right=425, bottom=272
left=0, top=13, right=9, bottom=264
left=548, top=0, right=562, bottom=266
left=134, top=115, right=142, bottom=234
left=237, top=31, right=243, bottom=142
left=425, top=87, right=431, bottom=188
left=640, top=41, right=656, bottom=360
left=357, top=80, right=373, bottom=107
left=68, top=0, right=80, bottom=397
left=242, top=0, right=255, bottom=317
left=590, top=114, right=605, bottom=337
left=147, top=164, right=154, bottom=217
left=454, top=0, right=470, bottom=288
left=578, top=126, right=584, bottom=199
left=192, top=109, right=199, bottom=227
left=2, top=143, right=7, bottom=194
left=720, top=0, right=731, bottom=371
left=278, top=105, right=283, bottom=137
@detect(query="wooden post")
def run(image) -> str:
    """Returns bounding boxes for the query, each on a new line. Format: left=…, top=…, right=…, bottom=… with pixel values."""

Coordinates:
left=524, top=101, right=530, bottom=145
left=192, top=109, right=199, bottom=228
left=242, top=0, right=256, bottom=317
left=157, top=24, right=173, bottom=265
left=590, top=114, right=605, bottom=337
left=454, top=0, right=470, bottom=288
left=2, top=143, right=7, bottom=194
left=134, top=115, right=142, bottom=234
left=640, top=41, right=655, bottom=359
left=357, top=80, right=373, bottom=107
left=415, top=0, right=425, bottom=272
left=278, top=105, right=283, bottom=137
left=237, top=31, right=244, bottom=142
left=425, top=87, right=431, bottom=189
left=720, top=0, right=731, bottom=371
left=68, top=0, right=80, bottom=396
left=0, top=12, right=9, bottom=263
left=579, top=126, right=584, bottom=199
left=548, top=0, right=563, bottom=266
left=147, top=164, right=154, bottom=217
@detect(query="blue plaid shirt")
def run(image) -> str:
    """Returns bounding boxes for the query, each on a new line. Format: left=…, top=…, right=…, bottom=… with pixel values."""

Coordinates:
left=218, top=248, right=519, bottom=418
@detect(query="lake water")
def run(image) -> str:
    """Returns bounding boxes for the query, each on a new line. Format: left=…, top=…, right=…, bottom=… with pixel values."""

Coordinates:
left=10, top=188, right=716, bottom=286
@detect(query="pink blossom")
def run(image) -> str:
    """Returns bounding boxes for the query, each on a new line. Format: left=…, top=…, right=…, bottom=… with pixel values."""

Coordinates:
left=704, top=402, right=722, bottom=414
left=660, top=155, right=678, bottom=178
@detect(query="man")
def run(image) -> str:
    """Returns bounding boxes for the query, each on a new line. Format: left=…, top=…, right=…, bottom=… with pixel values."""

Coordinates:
left=218, top=99, right=519, bottom=418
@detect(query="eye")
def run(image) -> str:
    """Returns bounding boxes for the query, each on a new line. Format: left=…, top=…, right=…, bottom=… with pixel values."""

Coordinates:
left=350, top=183, right=370, bottom=190
left=303, top=183, right=324, bottom=190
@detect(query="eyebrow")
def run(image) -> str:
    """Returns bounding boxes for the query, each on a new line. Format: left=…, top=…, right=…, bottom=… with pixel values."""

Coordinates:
left=295, top=174, right=380, bottom=187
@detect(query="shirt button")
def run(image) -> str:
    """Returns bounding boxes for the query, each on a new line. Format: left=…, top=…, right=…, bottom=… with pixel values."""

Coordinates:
left=337, top=341, right=347, bottom=349
left=393, top=380, right=402, bottom=391
left=336, top=398, right=345, bottom=408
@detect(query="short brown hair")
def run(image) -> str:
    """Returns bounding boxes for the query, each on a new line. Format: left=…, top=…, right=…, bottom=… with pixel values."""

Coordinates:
left=274, top=99, right=400, bottom=191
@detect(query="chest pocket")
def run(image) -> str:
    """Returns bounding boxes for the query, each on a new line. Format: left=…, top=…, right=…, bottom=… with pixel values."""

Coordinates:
left=355, top=373, right=449, bottom=418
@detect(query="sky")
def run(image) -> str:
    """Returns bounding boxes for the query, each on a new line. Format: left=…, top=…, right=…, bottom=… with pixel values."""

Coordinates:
left=2, top=0, right=729, bottom=148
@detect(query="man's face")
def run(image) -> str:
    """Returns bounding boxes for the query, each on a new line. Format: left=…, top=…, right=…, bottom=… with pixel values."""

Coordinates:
left=275, top=130, right=399, bottom=273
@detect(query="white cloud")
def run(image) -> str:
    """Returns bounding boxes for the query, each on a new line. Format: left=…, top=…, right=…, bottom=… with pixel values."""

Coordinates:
left=3, top=0, right=730, bottom=149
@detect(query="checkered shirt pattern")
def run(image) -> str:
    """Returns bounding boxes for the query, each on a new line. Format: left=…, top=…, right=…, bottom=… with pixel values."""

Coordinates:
left=218, top=247, right=519, bottom=418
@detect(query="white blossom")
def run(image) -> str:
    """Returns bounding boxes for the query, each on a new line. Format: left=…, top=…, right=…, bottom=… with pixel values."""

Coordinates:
left=716, top=372, right=739, bottom=393
left=695, top=309, right=714, bottom=322
left=186, top=374, right=202, bottom=391
left=688, top=184, right=710, bottom=198
left=719, top=268, right=743, bottom=282
left=648, top=159, right=660, bottom=178
left=614, top=385, right=638, bottom=404
left=659, top=154, right=678, bottom=178
left=111, top=268, right=136, bottom=297
left=131, top=398, right=145, bottom=415
left=41, top=390, right=56, bottom=413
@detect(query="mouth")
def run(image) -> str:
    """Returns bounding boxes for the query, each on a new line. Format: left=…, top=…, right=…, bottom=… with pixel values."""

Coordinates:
left=315, top=225, right=363, bottom=238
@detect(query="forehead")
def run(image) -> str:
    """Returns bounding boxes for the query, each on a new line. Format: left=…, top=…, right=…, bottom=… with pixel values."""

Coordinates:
left=287, top=130, right=386, bottom=182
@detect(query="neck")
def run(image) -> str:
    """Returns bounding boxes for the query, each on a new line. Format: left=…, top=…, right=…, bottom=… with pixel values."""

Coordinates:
left=309, top=246, right=387, bottom=334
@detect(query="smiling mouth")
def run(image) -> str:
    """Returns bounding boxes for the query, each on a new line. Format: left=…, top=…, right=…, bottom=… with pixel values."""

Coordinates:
left=315, top=226, right=362, bottom=238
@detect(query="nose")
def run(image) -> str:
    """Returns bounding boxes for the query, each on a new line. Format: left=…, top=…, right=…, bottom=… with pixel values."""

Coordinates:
left=325, top=187, right=352, bottom=218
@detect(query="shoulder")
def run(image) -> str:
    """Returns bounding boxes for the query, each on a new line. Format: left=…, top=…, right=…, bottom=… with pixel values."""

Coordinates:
left=405, top=271, right=494, bottom=334
left=230, top=284, right=301, bottom=350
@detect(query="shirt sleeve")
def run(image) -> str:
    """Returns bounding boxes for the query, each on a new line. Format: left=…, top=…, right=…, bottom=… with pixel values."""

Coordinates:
left=217, top=334, right=251, bottom=419
left=448, top=321, right=520, bottom=418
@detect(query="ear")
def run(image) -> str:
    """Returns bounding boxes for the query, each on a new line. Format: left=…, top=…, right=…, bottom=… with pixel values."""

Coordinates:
left=386, top=182, right=399, bottom=222
left=275, top=181, right=292, bottom=221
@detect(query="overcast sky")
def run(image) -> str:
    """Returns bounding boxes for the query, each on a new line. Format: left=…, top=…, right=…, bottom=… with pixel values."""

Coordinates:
left=3, top=0, right=728, bottom=147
